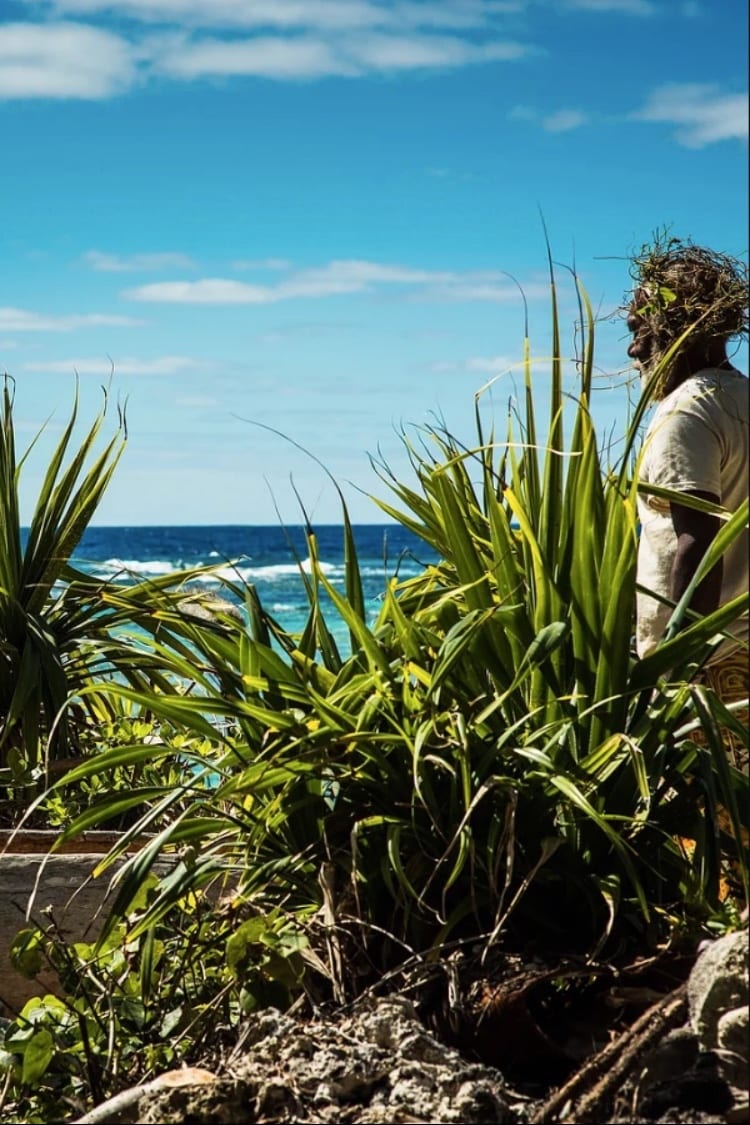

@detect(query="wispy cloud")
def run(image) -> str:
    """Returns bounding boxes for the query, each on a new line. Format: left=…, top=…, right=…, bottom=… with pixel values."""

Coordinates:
left=30, top=2, right=525, bottom=33
left=21, top=355, right=199, bottom=375
left=5, top=3, right=533, bottom=97
left=151, top=29, right=530, bottom=81
left=123, top=259, right=547, bottom=304
left=0, top=21, right=136, bottom=99
left=634, top=83, right=749, bottom=146
left=509, top=105, right=588, bottom=132
left=0, top=307, right=143, bottom=332
left=432, top=353, right=520, bottom=373
left=541, top=108, right=588, bottom=132
left=565, top=0, right=655, bottom=14
left=154, top=34, right=355, bottom=80
left=84, top=250, right=197, bottom=272
left=465, top=354, right=521, bottom=373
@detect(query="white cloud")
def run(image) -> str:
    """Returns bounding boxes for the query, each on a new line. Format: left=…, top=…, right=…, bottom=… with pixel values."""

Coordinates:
left=0, top=308, right=143, bottom=331
left=509, top=105, right=587, bottom=132
left=432, top=353, right=520, bottom=373
left=152, top=29, right=529, bottom=81
left=6, top=3, right=533, bottom=96
left=465, top=354, right=521, bottom=372
left=0, top=21, right=136, bottom=99
left=300, top=260, right=456, bottom=285
left=155, top=34, right=355, bottom=80
left=84, top=250, right=197, bottom=271
left=30, top=1, right=387, bottom=29
left=565, top=0, right=655, bottom=13
left=32, top=1, right=524, bottom=33
left=125, top=279, right=280, bottom=303
left=21, top=355, right=199, bottom=375
left=342, top=31, right=527, bottom=70
left=418, top=281, right=548, bottom=302
left=123, top=259, right=546, bottom=304
left=541, top=108, right=587, bottom=132
left=635, top=83, right=749, bottom=146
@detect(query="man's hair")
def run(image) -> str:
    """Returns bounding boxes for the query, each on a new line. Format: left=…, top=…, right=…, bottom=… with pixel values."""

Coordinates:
left=629, top=234, right=748, bottom=349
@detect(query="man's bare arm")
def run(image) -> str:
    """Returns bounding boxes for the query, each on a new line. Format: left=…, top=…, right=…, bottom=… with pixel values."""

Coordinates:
left=669, top=490, right=722, bottom=618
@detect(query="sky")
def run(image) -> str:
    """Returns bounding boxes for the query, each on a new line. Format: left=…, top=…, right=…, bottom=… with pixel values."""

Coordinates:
left=1, top=0, right=748, bottom=527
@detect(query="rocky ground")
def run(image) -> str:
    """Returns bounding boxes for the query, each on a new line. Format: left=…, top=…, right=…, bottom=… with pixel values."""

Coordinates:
left=70, top=929, right=748, bottom=1125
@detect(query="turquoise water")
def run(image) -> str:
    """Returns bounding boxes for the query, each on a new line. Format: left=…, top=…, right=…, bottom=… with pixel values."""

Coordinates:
left=68, top=524, right=439, bottom=649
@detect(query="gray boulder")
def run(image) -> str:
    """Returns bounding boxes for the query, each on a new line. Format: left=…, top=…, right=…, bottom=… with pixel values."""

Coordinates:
left=688, top=929, right=749, bottom=1096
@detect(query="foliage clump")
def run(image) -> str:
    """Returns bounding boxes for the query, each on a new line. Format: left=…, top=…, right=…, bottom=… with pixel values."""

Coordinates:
left=628, top=232, right=748, bottom=351
left=1, top=251, right=748, bottom=1124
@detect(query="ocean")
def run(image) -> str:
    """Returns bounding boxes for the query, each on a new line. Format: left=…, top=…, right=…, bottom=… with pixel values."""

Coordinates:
left=69, top=524, right=439, bottom=651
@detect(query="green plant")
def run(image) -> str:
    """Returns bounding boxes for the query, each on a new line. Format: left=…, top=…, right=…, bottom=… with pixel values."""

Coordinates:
left=0, top=377, right=251, bottom=816
left=0, top=888, right=311, bottom=1123
left=0, top=378, right=124, bottom=777
left=35, top=702, right=219, bottom=830
left=36, top=262, right=748, bottom=986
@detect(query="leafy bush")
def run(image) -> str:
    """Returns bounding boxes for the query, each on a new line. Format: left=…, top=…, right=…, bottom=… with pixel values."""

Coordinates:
left=44, top=266, right=747, bottom=970
left=1, top=889, right=311, bottom=1124
left=3, top=257, right=747, bottom=1124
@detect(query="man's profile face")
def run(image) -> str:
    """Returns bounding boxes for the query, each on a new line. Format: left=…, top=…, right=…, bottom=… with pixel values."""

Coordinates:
left=626, top=287, right=657, bottom=378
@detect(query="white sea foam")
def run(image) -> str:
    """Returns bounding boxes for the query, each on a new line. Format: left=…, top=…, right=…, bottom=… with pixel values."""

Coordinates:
left=191, top=565, right=249, bottom=584
left=186, top=559, right=337, bottom=584
left=88, top=553, right=414, bottom=588
left=239, top=558, right=338, bottom=580
left=95, top=557, right=177, bottom=577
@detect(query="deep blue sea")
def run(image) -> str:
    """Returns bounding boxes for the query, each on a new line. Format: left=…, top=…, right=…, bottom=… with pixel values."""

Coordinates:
left=70, top=524, right=439, bottom=650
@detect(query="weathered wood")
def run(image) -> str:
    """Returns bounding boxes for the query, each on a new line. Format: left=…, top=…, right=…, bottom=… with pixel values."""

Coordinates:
left=0, top=832, right=158, bottom=1015
left=0, top=829, right=146, bottom=855
left=70, top=1067, right=217, bottom=1125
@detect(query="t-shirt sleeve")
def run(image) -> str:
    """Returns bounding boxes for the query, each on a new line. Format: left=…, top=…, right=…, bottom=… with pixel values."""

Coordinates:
left=642, top=406, right=722, bottom=498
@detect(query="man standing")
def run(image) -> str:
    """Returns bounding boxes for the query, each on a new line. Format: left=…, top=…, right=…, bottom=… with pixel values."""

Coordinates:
left=627, top=237, right=749, bottom=772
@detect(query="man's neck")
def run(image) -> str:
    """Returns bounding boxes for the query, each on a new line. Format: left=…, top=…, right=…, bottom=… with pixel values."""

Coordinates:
left=682, top=341, right=732, bottom=376
left=667, top=343, right=733, bottom=390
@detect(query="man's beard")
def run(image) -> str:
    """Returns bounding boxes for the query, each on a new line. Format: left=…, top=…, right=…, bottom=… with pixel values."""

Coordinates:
left=636, top=351, right=680, bottom=401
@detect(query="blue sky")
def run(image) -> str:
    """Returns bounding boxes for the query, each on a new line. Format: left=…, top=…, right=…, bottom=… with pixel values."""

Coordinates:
left=2, top=0, right=747, bottom=526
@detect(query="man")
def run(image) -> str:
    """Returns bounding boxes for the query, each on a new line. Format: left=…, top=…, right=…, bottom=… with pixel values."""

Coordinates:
left=627, top=236, right=749, bottom=772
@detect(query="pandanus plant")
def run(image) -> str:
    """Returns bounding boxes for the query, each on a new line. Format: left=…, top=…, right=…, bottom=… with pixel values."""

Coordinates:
left=0, top=378, right=243, bottom=810
left=40, top=260, right=748, bottom=980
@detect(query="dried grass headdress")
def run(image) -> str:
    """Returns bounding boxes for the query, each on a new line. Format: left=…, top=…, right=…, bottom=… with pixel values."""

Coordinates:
left=630, top=234, right=748, bottom=345
left=626, top=234, right=748, bottom=398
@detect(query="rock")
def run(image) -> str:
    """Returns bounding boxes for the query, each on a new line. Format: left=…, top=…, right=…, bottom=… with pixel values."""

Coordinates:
left=74, top=931, right=750, bottom=1125
left=637, top=1026, right=699, bottom=1089
left=717, top=1005, right=748, bottom=1062
left=622, top=929, right=749, bottom=1124
left=177, top=594, right=244, bottom=625
left=688, top=929, right=749, bottom=1093
left=138, top=996, right=514, bottom=1124
left=70, top=1068, right=218, bottom=1125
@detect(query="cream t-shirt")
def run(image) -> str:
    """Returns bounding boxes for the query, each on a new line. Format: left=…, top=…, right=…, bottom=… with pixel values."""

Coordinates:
left=636, top=367, right=749, bottom=661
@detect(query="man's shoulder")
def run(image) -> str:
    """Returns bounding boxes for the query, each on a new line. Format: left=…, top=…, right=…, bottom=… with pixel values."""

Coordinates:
left=654, top=368, right=748, bottom=421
